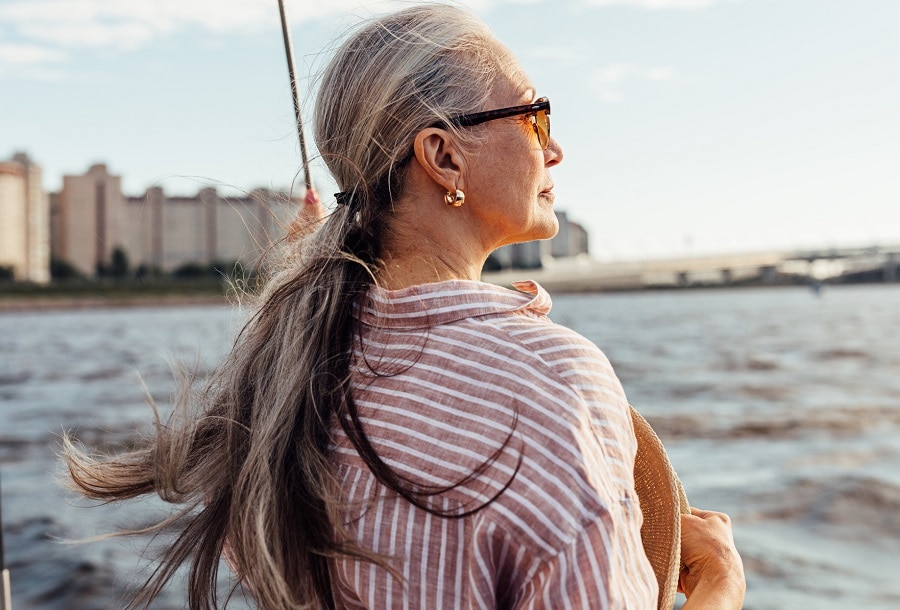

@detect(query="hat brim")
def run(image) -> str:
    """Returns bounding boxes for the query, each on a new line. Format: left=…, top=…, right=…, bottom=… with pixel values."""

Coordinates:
left=630, top=405, right=691, bottom=610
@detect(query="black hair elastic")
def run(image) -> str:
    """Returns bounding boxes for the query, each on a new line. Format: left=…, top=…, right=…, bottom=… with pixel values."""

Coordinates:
left=334, top=191, right=351, bottom=206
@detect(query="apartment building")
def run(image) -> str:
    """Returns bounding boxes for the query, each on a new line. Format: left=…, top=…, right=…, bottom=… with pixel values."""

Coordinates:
left=43, top=162, right=588, bottom=278
left=0, top=152, right=50, bottom=283
left=53, top=164, right=298, bottom=275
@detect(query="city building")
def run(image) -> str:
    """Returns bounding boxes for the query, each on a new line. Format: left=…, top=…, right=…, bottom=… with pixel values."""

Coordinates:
left=0, top=152, right=50, bottom=283
left=550, top=211, right=589, bottom=259
left=52, top=164, right=299, bottom=275
left=489, top=210, right=590, bottom=270
left=53, top=164, right=126, bottom=276
left=122, top=186, right=297, bottom=273
left=39, top=162, right=588, bottom=279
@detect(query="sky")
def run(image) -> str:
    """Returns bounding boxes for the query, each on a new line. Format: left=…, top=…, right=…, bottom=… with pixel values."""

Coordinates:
left=2, top=0, right=899, bottom=260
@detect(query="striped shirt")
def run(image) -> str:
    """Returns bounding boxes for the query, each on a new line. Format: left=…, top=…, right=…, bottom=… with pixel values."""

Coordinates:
left=329, top=280, right=657, bottom=609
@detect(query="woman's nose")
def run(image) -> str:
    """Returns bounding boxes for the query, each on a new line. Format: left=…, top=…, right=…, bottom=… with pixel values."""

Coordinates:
left=545, top=136, right=564, bottom=167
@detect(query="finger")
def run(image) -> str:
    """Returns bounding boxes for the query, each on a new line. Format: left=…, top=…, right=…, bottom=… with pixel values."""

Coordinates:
left=677, top=568, right=687, bottom=594
left=303, top=188, right=326, bottom=218
left=288, top=189, right=326, bottom=241
left=304, top=188, right=321, bottom=207
left=689, top=507, right=731, bottom=524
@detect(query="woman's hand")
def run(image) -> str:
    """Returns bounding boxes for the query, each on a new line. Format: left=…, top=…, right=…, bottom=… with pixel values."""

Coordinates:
left=288, top=188, right=327, bottom=241
left=679, top=507, right=746, bottom=610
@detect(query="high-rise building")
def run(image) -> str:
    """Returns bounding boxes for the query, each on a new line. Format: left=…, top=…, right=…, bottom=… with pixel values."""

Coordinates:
left=49, top=163, right=587, bottom=278
left=0, top=152, right=50, bottom=283
left=54, top=163, right=125, bottom=276
left=123, top=186, right=297, bottom=272
left=53, top=164, right=299, bottom=275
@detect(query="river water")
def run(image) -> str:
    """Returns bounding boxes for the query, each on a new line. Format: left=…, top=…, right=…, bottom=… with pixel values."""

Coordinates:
left=1, top=284, right=899, bottom=609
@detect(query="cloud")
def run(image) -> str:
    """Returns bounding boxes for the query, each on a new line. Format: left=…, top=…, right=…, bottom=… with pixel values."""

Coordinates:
left=526, top=45, right=584, bottom=61
left=645, top=66, right=678, bottom=81
left=591, top=62, right=679, bottom=103
left=0, top=0, right=320, bottom=50
left=0, top=0, right=429, bottom=68
left=0, top=0, right=505, bottom=48
left=586, top=0, right=718, bottom=8
left=0, top=43, right=66, bottom=66
left=0, top=0, right=742, bottom=75
left=0, top=42, right=70, bottom=79
left=0, top=0, right=504, bottom=74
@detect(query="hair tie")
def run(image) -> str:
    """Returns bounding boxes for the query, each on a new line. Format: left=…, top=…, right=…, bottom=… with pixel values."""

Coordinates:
left=334, top=191, right=351, bottom=206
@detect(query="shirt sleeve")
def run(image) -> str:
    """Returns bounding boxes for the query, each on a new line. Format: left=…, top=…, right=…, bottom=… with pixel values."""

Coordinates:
left=513, top=516, right=618, bottom=610
left=501, top=323, right=658, bottom=610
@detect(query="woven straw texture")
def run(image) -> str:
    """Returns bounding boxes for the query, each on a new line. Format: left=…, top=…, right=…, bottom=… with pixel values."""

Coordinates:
left=630, top=406, right=691, bottom=610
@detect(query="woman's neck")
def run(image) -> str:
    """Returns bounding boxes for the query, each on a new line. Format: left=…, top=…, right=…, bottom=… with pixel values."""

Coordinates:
left=377, top=242, right=487, bottom=290
left=377, top=199, right=493, bottom=290
left=376, top=179, right=495, bottom=290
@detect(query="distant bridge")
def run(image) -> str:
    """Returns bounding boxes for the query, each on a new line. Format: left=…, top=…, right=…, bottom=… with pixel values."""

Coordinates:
left=483, top=245, right=900, bottom=291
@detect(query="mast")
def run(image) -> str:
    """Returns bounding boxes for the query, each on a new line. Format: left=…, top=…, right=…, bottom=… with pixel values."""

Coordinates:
left=1, top=469, right=11, bottom=610
left=277, top=0, right=314, bottom=192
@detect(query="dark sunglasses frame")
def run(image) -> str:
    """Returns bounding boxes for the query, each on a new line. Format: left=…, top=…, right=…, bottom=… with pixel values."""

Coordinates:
left=443, top=97, right=551, bottom=149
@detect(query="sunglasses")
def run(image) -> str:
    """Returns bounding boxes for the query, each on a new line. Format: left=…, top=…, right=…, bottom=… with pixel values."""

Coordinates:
left=445, top=97, right=551, bottom=150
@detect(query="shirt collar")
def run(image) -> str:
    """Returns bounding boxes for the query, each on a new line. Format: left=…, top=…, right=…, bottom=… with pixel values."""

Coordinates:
left=356, top=279, right=552, bottom=329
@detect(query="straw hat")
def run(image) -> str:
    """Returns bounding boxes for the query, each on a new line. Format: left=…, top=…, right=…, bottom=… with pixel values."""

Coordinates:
left=630, top=405, right=691, bottom=610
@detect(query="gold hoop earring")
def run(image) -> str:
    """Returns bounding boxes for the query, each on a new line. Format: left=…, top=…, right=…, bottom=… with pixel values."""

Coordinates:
left=444, top=189, right=465, bottom=207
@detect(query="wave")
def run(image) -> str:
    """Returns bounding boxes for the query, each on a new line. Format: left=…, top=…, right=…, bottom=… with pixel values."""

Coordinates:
left=645, top=404, right=900, bottom=441
left=815, top=348, right=871, bottom=361
left=4, top=516, right=124, bottom=610
left=744, top=475, right=900, bottom=543
left=0, top=372, right=32, bottom=386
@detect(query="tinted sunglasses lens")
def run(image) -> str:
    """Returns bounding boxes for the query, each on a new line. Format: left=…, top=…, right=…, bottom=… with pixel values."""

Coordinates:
left=535, top=110, right=550, bottom=149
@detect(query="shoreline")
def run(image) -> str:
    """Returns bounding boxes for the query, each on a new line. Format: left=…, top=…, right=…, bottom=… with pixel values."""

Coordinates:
left=2, top=271, right=895, bottom=313
left=0, top=292, right=231, bottom=313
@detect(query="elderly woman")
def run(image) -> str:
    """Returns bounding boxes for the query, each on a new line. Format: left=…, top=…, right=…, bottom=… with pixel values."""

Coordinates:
left=66, top=4, right=744, bottom=609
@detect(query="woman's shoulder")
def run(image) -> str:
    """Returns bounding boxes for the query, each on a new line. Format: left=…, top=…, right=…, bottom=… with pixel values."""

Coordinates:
left=459, top=304, right=619, bottom=389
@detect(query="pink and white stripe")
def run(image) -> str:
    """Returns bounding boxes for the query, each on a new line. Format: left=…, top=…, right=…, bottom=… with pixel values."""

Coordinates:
left=329, top=280, right=656, bottom=609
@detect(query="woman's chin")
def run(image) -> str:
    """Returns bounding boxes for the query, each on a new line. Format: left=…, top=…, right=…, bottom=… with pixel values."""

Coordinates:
left=515, top=219, right=559, bottom=244
left=537, top=213, right=561, bottom=240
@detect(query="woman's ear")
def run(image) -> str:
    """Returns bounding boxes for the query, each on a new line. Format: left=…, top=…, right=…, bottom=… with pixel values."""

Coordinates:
left=412, top=128, right=467, bottom=192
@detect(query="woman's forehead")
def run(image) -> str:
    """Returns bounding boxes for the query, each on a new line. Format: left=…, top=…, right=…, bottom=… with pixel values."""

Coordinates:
left=491, top=67, right=537, bottom=106
left=490, top=50, right=536, bottom=103
left=491, top=75, right=536, bottom=105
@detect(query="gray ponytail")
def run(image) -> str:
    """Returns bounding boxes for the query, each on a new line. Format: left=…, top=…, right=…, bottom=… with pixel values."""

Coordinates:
left=63, top=5, right=507, bottom=609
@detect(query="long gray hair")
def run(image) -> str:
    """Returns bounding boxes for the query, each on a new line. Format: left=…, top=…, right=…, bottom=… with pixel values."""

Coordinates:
left=63, top=4, right=505, bottom=609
